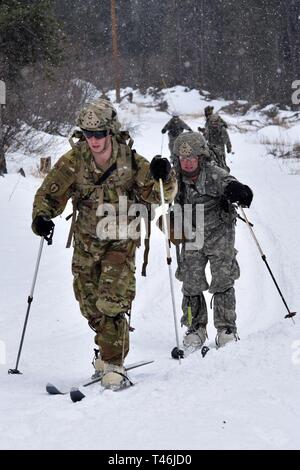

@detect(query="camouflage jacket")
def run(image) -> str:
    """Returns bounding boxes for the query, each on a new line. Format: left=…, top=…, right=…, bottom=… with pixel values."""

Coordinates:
left=176, top=160, right=237, bottom=233
left=204, top=126, right=231, bottom=152
left=162, top=118, right=192, bottom=138
left=205, top=115, right=228, bottom=129
left=32, top=138, right=177, bottom=239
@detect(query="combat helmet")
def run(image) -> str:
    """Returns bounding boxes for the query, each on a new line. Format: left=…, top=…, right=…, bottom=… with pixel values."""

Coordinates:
left=77, top=98, right=121, bottom=135
left=173, top=132, right=210, bottom=159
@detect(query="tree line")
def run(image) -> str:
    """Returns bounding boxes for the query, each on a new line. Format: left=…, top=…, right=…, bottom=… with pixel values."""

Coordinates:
left=0, top=0, right=299, bottom=173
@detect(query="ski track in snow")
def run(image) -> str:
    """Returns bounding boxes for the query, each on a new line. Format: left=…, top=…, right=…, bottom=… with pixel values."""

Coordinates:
left=0, top=88, right=300, bottom=450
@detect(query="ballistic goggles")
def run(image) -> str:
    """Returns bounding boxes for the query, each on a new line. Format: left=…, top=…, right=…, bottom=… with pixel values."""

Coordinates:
left=179, top=154, right=200, bottom=161
left=82, top=129, right=109, bottom=139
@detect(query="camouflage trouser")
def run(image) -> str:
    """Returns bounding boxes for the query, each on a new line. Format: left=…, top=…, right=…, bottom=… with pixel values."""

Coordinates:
left=213, top=148, right=230, bottom=172
left=177, top=224, right=240, bottom=333
left=72, top=234, right=136, bottom=365
left=218, top=150, right=230, bottom=172
left=168, top=135, right=177, bottom=155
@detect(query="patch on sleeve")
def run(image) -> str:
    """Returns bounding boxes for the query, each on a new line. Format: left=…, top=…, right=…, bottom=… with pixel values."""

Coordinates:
left=50, top=183, right=60, bottom=193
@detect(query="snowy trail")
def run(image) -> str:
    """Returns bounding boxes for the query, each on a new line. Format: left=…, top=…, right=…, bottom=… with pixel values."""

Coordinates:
left=1, top=93, right=300, bottom=449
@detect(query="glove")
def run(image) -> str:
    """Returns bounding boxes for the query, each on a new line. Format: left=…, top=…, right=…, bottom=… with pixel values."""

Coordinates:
left=32, top=215, right=55, bottom=237
left=227, top=145, right=232, bottom=153
left=161, top=129, right=166, bottom=134
left=150, top=155, right=171, bottom=182
left=223, top=181, right=253, bottom=207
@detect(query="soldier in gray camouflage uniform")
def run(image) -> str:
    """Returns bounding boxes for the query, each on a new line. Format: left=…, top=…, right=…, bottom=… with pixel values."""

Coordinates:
left=202, top=114, right=232, bottom=171
left=161, top=114, right=192, bottom=157
left=173, top=132, right=252, bottom=349
left=31, top=99, right=177, bottom=389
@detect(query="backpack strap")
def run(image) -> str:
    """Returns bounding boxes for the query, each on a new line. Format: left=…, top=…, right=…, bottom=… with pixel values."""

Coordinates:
left=141, top=214, right=151, bottom=277
left=95, top=162, right=117, bottom=185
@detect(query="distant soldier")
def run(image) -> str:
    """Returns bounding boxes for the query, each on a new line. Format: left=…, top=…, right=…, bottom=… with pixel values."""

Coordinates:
left=204, top=105, right=228, bottom=128
left=198, top=106, right=228, bottom=134
left=204, top=105, right=214, bottom=121
left=161, top=114, right=192, bottom=157
left=100, top=91, right=111, bottom=101
left=201, top=114, right=232, bottom=171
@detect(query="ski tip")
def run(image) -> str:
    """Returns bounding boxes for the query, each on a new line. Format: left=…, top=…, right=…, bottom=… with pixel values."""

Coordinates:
left=201, top=346, right=210, bottom=358
left=70, top=387, right=85, bottom=403
left=46, top=383, right=64, bottom=395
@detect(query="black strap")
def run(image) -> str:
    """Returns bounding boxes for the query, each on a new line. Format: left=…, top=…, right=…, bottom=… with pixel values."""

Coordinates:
left=93, top=148, right=137, bottom=187
left=95, top=162, right=117, bottom=186
left=141, top=215, right=151, bottom=277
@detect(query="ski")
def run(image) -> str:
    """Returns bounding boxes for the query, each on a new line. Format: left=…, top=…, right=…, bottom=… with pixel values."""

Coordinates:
left=46, top=359, right=154, bottom=396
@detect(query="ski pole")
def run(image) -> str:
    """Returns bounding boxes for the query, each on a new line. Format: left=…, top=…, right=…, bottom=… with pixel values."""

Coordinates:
left=8, top=228, right=54, bottom=374
left=159, top=178, right=182, bottom=364
left=239, top=206, right=296, bottom=323
left=160, top=133, right=165, bottom=156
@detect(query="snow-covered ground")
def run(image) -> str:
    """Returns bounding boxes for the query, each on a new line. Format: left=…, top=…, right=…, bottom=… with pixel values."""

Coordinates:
left=0, top=88, right=300, bottom=450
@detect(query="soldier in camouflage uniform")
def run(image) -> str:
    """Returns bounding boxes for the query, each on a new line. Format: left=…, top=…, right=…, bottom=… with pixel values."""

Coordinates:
left=31, top=99, right=177, bottom=389
left=198, top=106, right=228, bottom=133
left=161, top=114, right=192, bottom=157
left=204, top=105, right=228, bottom=128
left=202, top=114, right=232, bottom=171
left=173, top=132, right=252, bottom=349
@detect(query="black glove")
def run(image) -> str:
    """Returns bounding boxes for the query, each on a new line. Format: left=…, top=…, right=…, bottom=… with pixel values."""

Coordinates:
left=223, top=181, right=253, bottom=207
left=161, top=129, right=166, bottom=134
left=32, top=215, right=55, bottom=237
left=150, top=155, right=171, bottom=182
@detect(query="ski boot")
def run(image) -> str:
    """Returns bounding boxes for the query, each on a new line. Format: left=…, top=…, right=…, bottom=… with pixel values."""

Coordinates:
left=101, top=362, right=130, bottom=391
left=183, top=326, right=207, bottom=354
left=215, top=328, right=239, bottom=348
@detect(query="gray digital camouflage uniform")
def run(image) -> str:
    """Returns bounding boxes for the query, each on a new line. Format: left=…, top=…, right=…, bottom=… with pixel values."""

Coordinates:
left=173, top=133, right=241, bottom=337
left=32, top=137, right=177, bottom=366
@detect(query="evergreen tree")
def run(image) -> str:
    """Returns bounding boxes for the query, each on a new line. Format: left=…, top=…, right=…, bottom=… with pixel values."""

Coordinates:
left=0, top=0, right=64, bottom=174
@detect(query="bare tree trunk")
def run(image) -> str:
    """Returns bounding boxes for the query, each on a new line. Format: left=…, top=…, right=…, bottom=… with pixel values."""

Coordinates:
left=0, top=150, right=7, bottom=175
left=111, top=0, right=121, bottom=103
